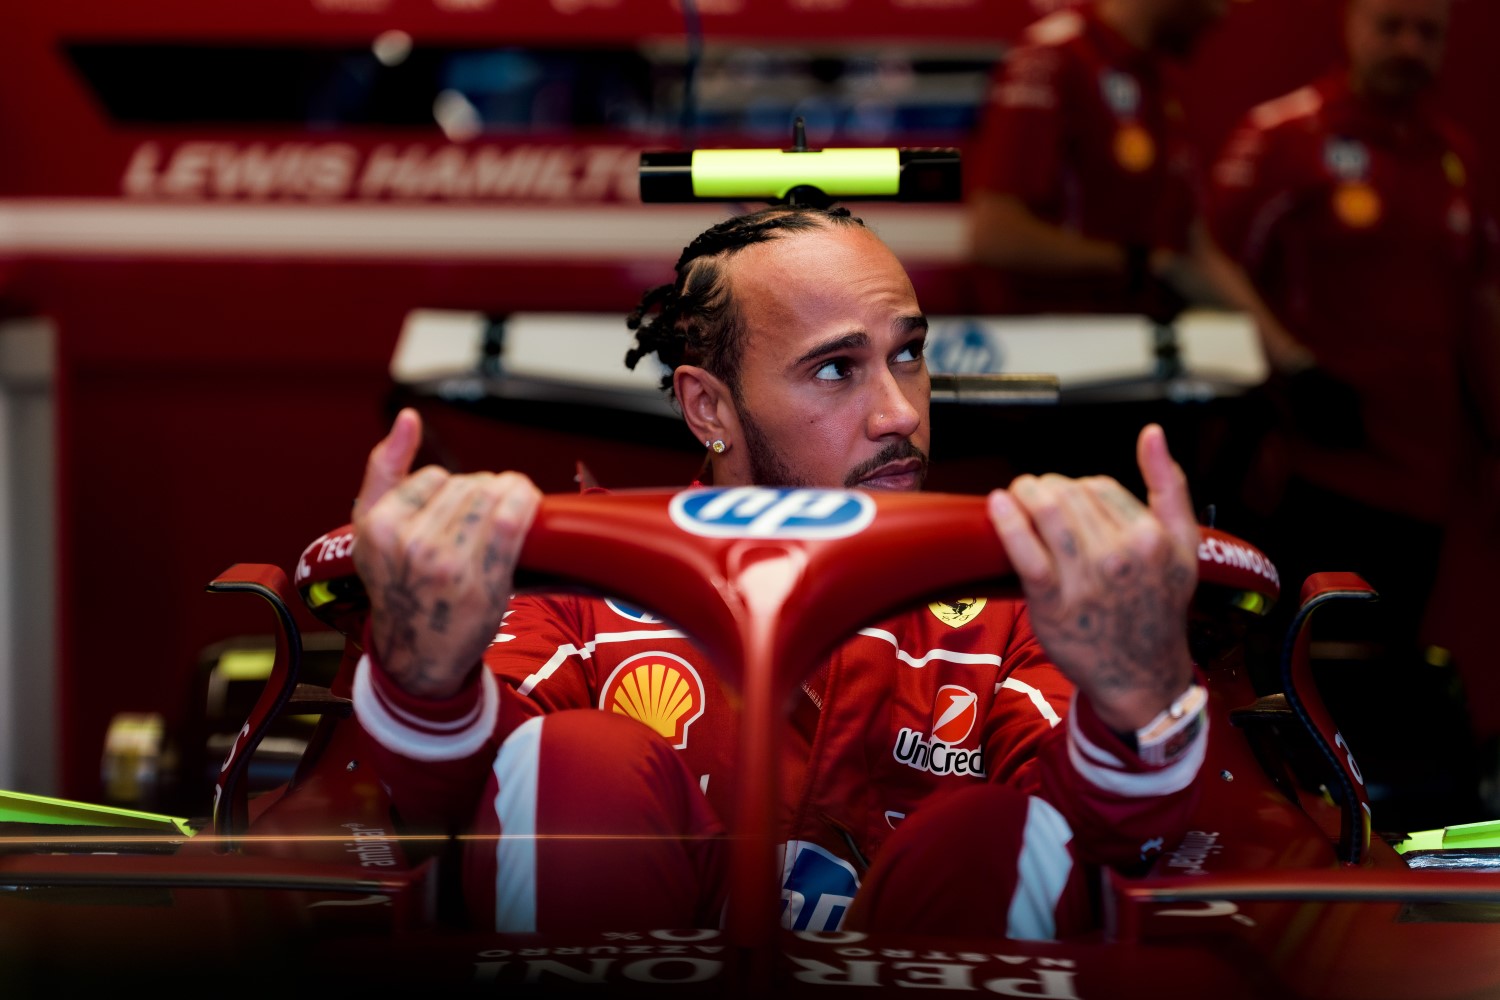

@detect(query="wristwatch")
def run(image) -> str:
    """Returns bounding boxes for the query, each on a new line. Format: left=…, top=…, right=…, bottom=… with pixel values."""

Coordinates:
left=1121, top=683, right=1207, bottom=766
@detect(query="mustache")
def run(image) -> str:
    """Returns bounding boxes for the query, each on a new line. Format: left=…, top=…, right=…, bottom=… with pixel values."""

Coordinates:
left=844, top=439, right=930, bottom=488
left=1378, top=58, right=1435, bottom=85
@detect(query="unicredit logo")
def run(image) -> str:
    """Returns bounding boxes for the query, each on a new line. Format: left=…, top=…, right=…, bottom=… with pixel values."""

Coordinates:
left=893, top=686, right=985, bottom=777
left=932, top=685, right=978, bottom=744
left=893, top=728, right=986, bottom=777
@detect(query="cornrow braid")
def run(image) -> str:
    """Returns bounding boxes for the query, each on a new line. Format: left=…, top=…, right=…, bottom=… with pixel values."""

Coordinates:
left=624, top=204, right=866, bottom=402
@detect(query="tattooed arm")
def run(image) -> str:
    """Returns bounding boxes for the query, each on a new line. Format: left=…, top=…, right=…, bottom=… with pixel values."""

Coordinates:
left=986, top=424, right=1198, bottom=734
left=351, top=408, right=542, bottom=699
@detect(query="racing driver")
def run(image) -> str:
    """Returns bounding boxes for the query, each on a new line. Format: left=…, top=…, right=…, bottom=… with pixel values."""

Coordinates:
left=349, top=204, right=1209, bottom=940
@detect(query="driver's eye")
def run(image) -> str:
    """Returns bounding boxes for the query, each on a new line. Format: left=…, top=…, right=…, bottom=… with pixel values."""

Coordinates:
left=895, top=342, right=925, bottom=363
left=815, top=359, right=852, bottom=381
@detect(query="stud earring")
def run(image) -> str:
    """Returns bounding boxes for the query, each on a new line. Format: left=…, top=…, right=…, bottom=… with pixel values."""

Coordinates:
left=710, top=439, right=727, bottom=454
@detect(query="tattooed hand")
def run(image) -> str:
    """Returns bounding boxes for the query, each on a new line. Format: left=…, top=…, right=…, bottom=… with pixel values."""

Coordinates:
left=351, top=408, right=541, bottom=700
left=986, top=424, right=1199, bottom=734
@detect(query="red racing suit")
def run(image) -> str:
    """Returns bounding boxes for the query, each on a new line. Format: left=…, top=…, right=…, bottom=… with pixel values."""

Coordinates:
left=354, top=576, right=1208, bottom=939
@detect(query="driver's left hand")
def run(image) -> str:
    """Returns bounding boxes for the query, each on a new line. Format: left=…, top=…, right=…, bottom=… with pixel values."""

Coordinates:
left=986, top=423, right=1199, bottom=734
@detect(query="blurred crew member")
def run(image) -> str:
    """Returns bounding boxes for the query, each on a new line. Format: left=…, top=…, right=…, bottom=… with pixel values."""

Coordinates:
left=1208, top=0, right=1500, bottom=663
left=968, top=0, right=1303, bottom=370
left=1208, top=0, right=1500, bottom=814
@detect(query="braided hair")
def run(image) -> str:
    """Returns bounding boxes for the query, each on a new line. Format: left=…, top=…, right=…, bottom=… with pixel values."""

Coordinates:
left=624, top=204, right=866, bottom=402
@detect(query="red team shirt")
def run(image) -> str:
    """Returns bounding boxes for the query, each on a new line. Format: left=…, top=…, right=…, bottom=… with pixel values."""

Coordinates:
left=969, top=5, right=1200, bottom=314
left=1209, top=72, right=1497, bottom=522
left=353, top=543, right=1208, bottom=939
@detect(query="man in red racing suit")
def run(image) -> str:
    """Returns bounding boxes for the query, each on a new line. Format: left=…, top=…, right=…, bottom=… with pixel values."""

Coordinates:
left=351, top=205, right=1209, bottom=940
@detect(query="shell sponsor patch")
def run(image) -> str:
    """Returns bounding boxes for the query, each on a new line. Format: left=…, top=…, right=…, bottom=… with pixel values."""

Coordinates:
left=1333, top=181, right=1381, bottom=229
left=599, top=651, right=706, bottom=749
left=928, top=596, right=987, bottom=628
left=1114, top=124, right=1155, bottom=173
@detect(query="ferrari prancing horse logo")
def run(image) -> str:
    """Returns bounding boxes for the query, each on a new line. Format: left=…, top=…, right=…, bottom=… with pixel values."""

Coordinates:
left=928, top=596, right=987, bottom=628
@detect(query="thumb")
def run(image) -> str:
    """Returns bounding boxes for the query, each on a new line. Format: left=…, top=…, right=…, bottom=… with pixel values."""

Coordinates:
left=354, top=408, right=423, bottom=520
left=1137, top=423, right=1199, bottom=551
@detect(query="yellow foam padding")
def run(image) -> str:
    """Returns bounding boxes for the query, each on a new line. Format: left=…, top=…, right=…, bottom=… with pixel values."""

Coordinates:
left=1229, top=590, right=1268, bottom=615
left=305, top=580, right=338, bottom=609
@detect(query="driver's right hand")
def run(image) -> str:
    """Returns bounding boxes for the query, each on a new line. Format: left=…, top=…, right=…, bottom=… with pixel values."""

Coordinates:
left=352, top=407, right=541, bottom=700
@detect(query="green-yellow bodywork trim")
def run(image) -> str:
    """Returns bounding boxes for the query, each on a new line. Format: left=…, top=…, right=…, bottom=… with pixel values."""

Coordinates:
left=1393, top=818, right=1500, bottom=855
left=0, top=789, right=196, bottom=836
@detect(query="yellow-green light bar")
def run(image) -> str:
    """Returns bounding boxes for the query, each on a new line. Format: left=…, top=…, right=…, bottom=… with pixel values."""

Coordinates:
left=691, top=148, right=900, bottom=200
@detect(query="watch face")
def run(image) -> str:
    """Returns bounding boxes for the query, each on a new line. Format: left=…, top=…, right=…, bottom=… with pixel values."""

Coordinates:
left=1155, top=713, right=1204, bottom=762
left=1137, top=685, right=1208, bottom=765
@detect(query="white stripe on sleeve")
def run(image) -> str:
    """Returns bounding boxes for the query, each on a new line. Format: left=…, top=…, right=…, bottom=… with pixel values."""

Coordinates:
left=352, top=654, right=499, bottom=762
left=1067, top=708, right=1209, bottom=798
left=1006, top=796, right=1074, bottom=941
left=492, top=715, right=544, bottom=933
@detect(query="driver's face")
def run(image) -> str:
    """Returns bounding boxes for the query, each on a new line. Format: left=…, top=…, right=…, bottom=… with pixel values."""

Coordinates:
left=722, top=225, right=931, bottom=491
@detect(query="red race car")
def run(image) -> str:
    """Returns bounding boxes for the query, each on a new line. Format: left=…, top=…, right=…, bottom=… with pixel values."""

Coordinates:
left=3, top=484, right=1498, bottom=998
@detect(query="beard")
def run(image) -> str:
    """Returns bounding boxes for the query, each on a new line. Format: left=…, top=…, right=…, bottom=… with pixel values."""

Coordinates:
left=738, top=404, right=930, bottom=490
left=1367, top=58, right=1437, bottom=104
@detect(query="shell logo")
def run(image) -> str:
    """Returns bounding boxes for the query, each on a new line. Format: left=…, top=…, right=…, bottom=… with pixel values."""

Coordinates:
left=599, top=651, right=706, bottom=749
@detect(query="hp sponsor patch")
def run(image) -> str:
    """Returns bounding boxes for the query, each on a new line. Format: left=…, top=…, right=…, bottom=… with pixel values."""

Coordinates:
left=670, top=487, right=874, bottom=540
left=779, top=841, right=860, bottom=932
left=604, top=597, right=664, bottom=624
